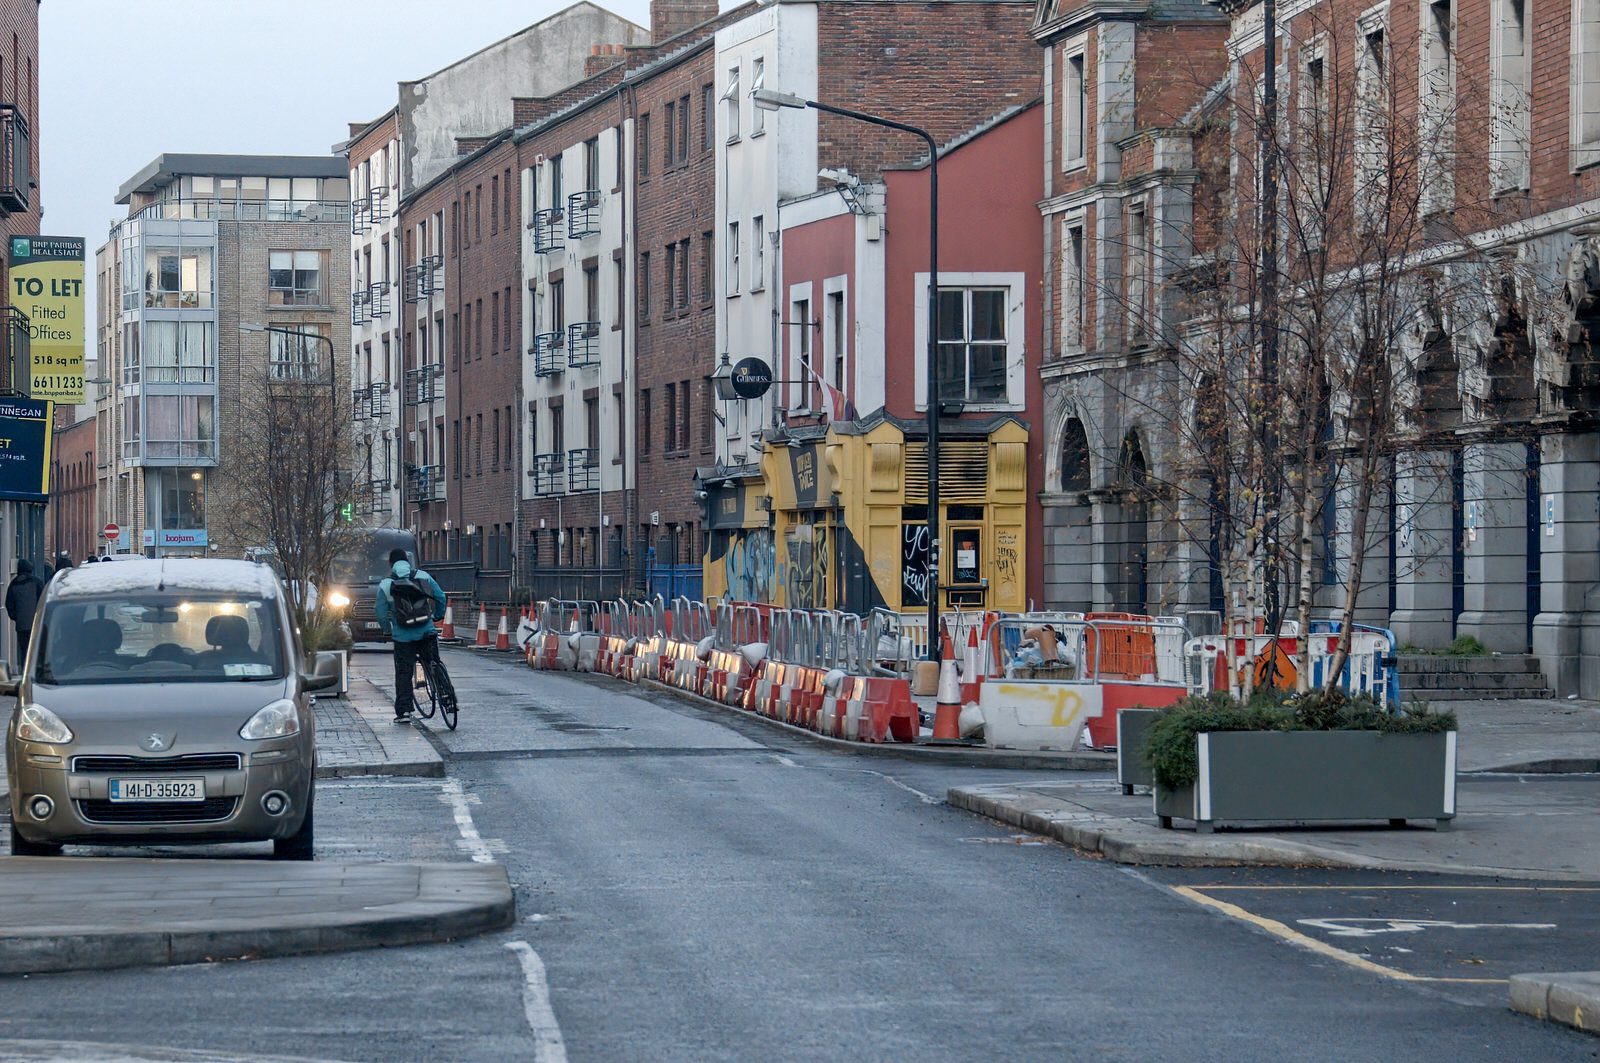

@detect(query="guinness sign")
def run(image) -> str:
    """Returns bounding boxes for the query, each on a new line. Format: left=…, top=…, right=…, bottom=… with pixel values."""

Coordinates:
left=730, top=357, right=773, bottom=399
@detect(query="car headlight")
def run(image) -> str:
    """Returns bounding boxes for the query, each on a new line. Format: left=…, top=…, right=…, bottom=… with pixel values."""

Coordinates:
left=240, top=699, right=300, bottom=740
left=16, top=704, right=73, bottom=744
left=327, top=590, right=351, bottom=609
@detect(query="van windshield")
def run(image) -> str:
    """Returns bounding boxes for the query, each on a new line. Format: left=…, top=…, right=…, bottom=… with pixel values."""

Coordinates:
left=34, top=594, right=286, bottom=685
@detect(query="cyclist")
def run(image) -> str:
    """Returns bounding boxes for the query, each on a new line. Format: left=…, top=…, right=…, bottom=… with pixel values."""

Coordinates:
left=374, top=548, right=453, bottom=722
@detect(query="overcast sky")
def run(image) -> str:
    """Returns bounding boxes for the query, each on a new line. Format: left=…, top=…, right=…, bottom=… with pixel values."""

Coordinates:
left=41, top=0, right=653, bottom=324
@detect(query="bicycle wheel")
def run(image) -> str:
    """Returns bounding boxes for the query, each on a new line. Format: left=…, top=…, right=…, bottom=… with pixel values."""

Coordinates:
left=432, top=660, right=458, bottom=731
left=412, top=659, right=438, bottom=720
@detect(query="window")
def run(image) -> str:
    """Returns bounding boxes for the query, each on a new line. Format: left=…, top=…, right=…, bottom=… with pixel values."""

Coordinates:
left=1491, top=0, right=1531, bottom=190
left=665, top=101, right=677, bottom=167
left=550, top=155, right=563, bottom=210
left=584, top=265, right=599, bottom=322
left=584, top=137, right=600, bottom=190
left=751, top=215, right=765, bottom=290
left=615, top=125, right=625, bottom=187
left=475, top=413, right=483, bottom=475
left=475, top=183, right=482, bottom=240
left=550, top=279, right=565, bottom=332
left=143, top=395, right=215, bottom=460
left=613, top=257, right=625, bottom=327
left=678, top=379, right=691, bottom=449
left=614, top=392, right=625, bottom=458
left=677, top=240, right=690, bottom=309
left=639, top=251, right=651, bottom=321
left=937, top=288, right=1009, bottom=403
left=492, top=407, right=501, bottom=468
left=750, top=58, right=766, bottom=134
left=451, top=202, right=459, bottom=256
left=1419, top=0, right=1455, bottom=208
left=506, top=405, right=514, bottom=469
left=453, top=311, right=463, bottom=369
left=664, top=244, right=677, bottom=314
left=1354, top=16, right=1390, bottom=215
left=147, top=467, right=207, bottom=533
left=640, top=388, right=652, bottom=455
left=476, top=300, right=484, bottom=358
left=1062, top=222, right=1085, bottom=352
left=551, top=402, right=565, bottom=454
left=638, top=113, right=651, bottom=178
left=723, top=67, right=741, bottom=140
left=1063, top=51, right=1087, bottom=168
left=143, top=247, right=213, bottom=309
left=491, top=175, right=499, bottom=234
left=677, top=95, right=690, bottom=162
left=504, top=286, right=513, bottom=348
left=143, top=321, right=214, bottom=383
left=828, top=290, right=846, bottom=391
left=793, top=297, right=811, bottom=405
left=1574, top=0, right=1600, bottom=163
left=463, top=190, right=471, bottom=247
left=585, top=394, right=599, bottom=454
left=267, top=325, right=329, bottom=381
left=267, top=250, right=325, bottom=306
left=665, top=383, right=677, bottom=451
left=700, top=230, right=713, bottom=302
left=727, top=221, right=740, bottom=295
left=504, top=167, right=513, bottom=226
left=702, top=84, right=715, bottom=150
left=1125, top=203, right=1150, bottom=342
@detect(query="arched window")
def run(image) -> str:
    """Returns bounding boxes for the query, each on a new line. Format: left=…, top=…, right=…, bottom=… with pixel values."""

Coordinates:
left=1118, top=428, right=1147, bottom=488
left=1060, top=417, right=1090, bottom=492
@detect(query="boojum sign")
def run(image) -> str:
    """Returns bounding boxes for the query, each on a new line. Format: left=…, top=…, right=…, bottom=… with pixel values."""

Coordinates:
left=9, top=236, right=86, bottom=403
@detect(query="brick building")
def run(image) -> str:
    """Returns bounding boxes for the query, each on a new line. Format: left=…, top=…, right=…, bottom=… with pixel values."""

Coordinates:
left=47, top=412, right=94, bottom=562
left=95, top=155, right=351, bottom=557
left=1036, top=0, right=1600, bottom=696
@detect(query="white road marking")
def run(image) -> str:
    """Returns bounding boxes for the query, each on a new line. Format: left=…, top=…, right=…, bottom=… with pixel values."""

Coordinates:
left=504, top=941, right=568, bottom=1063
left=857, top=769, right=941, bottom=805
left=439, top=777, right=499, bottom=863
left=1298, top=917, right=1558, bottom=938
left=770, top=754, right=798, bottom=767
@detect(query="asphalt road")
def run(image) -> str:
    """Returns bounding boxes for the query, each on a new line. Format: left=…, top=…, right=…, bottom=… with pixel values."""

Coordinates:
left=0, top=648, right=1595, bottom=1061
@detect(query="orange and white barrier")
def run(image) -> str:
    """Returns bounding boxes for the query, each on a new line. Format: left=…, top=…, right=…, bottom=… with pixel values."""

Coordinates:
left=495, top=610, right=511, bottom=651
left=475, top=606, right=490, bottom=648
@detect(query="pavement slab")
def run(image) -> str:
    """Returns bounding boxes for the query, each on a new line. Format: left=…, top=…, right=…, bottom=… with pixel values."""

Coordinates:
left=1444, top=699, right=1600, bottom=772
left=949, top=774, right=1600, bottom=880
left=0, top=857, right=512, bottom=975
left=316, top=673, right=442, bottom=778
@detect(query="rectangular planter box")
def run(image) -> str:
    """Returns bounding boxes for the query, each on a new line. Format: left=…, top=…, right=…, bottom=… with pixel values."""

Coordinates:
left=1154, top=730, right=1457, bottom=831
left=1116, top=708, right=1163, bottom=793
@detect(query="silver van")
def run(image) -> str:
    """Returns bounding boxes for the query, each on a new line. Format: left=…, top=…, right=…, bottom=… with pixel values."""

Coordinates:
left=4, top=558, right=338, bottom=859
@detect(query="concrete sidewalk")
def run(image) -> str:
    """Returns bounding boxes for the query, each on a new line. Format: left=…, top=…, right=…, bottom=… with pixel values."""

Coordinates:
left=0, top=857, right=513, bottom=975
left=1445, top=698, right=1600, bottom=772
left=316, top=674, right=443, bottom=778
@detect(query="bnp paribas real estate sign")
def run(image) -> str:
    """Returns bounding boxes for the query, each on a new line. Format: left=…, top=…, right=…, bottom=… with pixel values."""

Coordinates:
left=8, top=235, right=85, bottom=403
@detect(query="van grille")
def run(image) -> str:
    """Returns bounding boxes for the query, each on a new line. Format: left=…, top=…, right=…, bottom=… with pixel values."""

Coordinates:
left=72, top=754, right=242, bottom=773
left=76, top=797, right=240, bottom=824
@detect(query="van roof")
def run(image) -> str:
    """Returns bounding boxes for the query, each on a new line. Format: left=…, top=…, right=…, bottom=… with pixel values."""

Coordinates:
left=50, top=558, right=282, bottom=600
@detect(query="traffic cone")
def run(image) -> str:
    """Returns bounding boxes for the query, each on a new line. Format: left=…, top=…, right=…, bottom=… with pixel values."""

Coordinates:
left=939, top=618, right=955, bottom=663
left=475, top=605, right=490, bottom=648
left=495, top=609, right=511, bottom=651
left=440, top=604, right=455, bottom=640
left=932, top=658, right=962, bottom=740
left=960, top=624, right=983, bottom=703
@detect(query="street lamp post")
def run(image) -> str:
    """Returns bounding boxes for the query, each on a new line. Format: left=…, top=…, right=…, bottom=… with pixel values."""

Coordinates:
left=240, top=323, right=338, bottom=407
left=753, top=88, right=943, bottom=660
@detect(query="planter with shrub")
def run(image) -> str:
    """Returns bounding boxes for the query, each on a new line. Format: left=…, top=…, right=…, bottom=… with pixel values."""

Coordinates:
left=1144, top=691, right=1457, bottom=832
left=1116, top=708, right=1164, bottom=793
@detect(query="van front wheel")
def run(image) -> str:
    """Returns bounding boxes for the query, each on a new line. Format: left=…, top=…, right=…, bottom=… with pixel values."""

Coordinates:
left=272, top=786, right=314, bottom=861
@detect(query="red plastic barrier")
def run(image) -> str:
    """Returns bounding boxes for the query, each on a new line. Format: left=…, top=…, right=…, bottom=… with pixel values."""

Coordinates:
left=1085, top=681, right=1188, bottom=748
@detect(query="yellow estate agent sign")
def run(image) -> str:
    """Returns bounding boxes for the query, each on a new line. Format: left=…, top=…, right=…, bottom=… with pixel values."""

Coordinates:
left=9, top=235, right=85, bottom=403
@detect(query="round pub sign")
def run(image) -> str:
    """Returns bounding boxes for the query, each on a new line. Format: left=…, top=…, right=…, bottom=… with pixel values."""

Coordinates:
left=731, top=357, right=773, bottom=399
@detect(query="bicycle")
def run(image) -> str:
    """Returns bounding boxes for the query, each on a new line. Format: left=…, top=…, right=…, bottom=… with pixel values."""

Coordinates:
left=411, top=656, right=458, bottom=730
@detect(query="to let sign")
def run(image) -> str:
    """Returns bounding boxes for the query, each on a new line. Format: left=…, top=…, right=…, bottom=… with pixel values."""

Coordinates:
left=9, top=236, right=86, bottom=403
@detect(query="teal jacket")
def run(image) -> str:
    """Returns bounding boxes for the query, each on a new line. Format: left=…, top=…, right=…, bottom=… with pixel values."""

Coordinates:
left=374, top=560, right=447, bottom=642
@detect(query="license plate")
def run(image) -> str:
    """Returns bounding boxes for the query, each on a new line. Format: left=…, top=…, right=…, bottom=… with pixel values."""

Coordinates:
left=364, top=621, right=381, bottom=630
left=109, top=778, right=205, bottom=802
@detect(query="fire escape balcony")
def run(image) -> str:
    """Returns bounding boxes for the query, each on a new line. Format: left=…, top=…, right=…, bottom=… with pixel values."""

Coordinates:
left=0, top=105, right=32, bottom=215
left=531, top=452, right=565, bottom=496
left=352, top=382, right=391, bottom=421
left=369, top=186, right=390, bottom=225
left=362, top=479, right=395, bottom=516
left=533, top=208, right=565, bottom=254
left=567, top=190, right=600, bottom=238
left=351, top=196, right=370, bottom=236
left=1, top=305, right=29, bottom=395
left=403, top=363, right=444, bottom=405
left=532, top=331, right=564, bottom=377
left=367, top=280, right=391, bottom=319
left=403, top=263, right=424, bottom=304
left=566, top=448, right=599, bottom=492
left=566, top=322, right=600, bottom=369
left=351, top=287, right=371, bottom=326
left=425, top=255, right=444, bottom=295
left=409, top=464, right=445, bottom=504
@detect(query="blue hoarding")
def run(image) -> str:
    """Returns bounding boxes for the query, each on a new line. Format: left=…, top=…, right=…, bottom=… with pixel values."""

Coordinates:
left=0, top=397, right=51, bottom=502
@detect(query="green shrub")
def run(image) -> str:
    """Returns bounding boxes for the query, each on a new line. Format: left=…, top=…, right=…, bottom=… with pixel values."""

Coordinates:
left=302, top=609, right=354, bottom=655
left=1140, top=689, right=1456, bottom=791
left=1442, top=635, right=1487, bottom=656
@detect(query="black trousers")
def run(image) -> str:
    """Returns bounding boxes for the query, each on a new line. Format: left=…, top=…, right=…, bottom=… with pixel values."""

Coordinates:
left=392, top=634, right=444, bottom=716
left=15, top=626, right=29, bottom=668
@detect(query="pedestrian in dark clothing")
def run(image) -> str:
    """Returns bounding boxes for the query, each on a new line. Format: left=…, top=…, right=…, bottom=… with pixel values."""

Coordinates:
left=52, top=551, right=72, bottom=579
left=374, top=548, right=451, bottom=720
left=5, top=559, right=44, bottom=666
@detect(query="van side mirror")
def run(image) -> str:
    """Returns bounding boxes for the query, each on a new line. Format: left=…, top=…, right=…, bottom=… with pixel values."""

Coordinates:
left=302, top=651, right=343, bottom=694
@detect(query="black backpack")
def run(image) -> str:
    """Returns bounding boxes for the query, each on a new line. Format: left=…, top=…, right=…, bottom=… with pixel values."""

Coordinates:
left=388, top=575, right=434, bottom=629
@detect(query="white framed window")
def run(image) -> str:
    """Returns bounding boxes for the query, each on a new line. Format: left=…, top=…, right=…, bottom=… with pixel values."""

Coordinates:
left=750, top=57, right=766, bottom=135
left=751, top=215, right=765, bottom=290
left=727, top=220, right=740, bottom=296
left=1062, top=44, right=1087, bottom=169
left=912, top=272, right=1026, bottom=411
left=1061, top=219, right=1086, bottom=352
left=1354, top=9, right=1390, bottom=221
left=1572, top=0, right=1600, bottom=167
left=1125, top=202, right=1149, bottom=343
left=721, top=66, right=741, bottom=141
left=1491, top=0, right=1531, bottom=191
left=1418, top=0, right=1456, bottom=208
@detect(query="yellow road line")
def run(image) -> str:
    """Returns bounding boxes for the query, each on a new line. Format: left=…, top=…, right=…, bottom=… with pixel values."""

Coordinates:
left=1170, top=885, right=1506, bottom=985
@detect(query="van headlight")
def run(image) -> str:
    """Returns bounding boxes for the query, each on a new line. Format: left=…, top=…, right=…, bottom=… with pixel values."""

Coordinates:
left=240, top=699, right=300, bottom=740
left=16, top=704, right=73, bottom=744
left=327, top=590, right=351, bottom=609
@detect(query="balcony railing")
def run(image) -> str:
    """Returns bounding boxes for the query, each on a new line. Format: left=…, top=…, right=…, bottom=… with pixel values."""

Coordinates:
left=531, top=453, right=565, bottom=496
left=369, top=186, right=390, bottom=225
left=362, top=480, right=395, bottom=516
left=567, top=190, right=600, bottom=238
left=1, top=305, right=28, bottom=395
left=567, top=448, right=599, bottom=492
left=351, top=287, right=371, bottom=326
left=409, top=464, right=445, bottom=503
left=131, top=198, right=351, bottom=224
left=567, top=322, right=600, bottom=369
left=0, top=105, right=30, bottom=215
left=533, top=208, right=565, bottom=254
left=368, top=280, right=391, bottom=319
left=403, top=363, right=444, bottom=405
left=352, top=383, right=391, bottom=421
left=351, top=197, right=370, bottom=236
left=532, top=332, right=564, bottom=377
left=269, top=359, right=323, bottom=383
left=403, top=263, right=424, bottom=304
left=424, top=254, right=444, bottom=295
